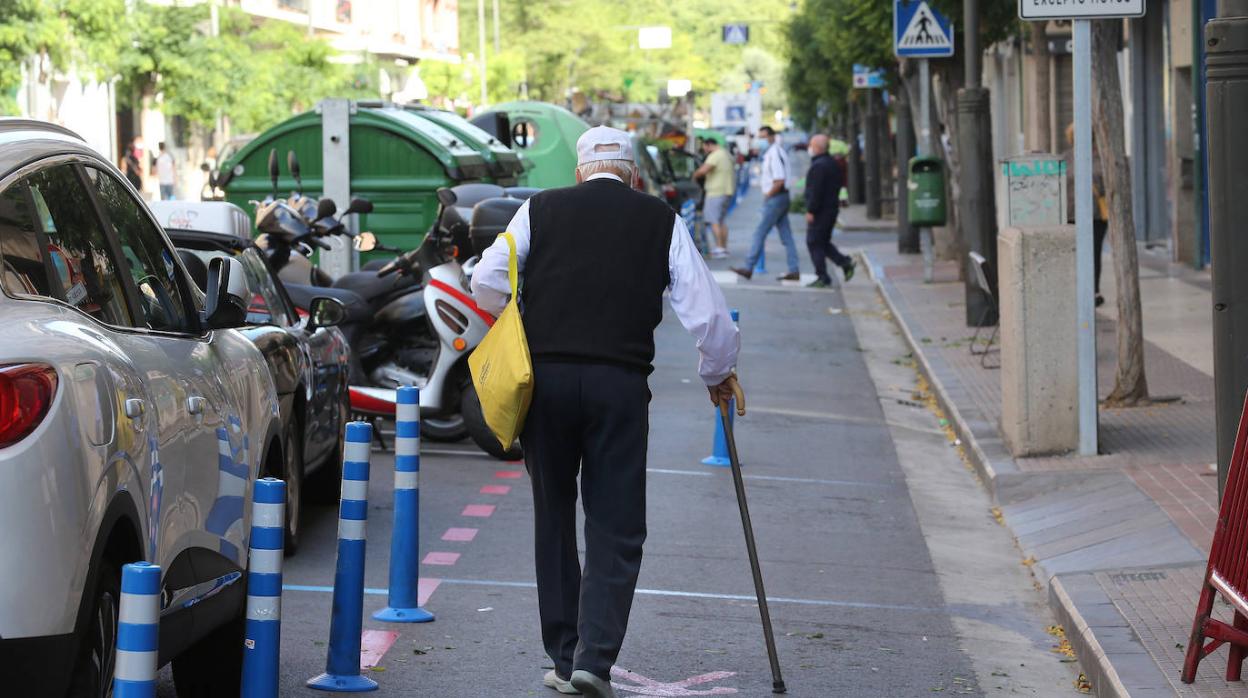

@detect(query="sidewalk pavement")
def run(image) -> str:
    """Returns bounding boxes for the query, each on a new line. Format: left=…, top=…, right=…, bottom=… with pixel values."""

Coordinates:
left=841, top=227, right=1239, bottom=697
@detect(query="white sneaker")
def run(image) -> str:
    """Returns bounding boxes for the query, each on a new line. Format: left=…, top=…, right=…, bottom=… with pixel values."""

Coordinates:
left=544, top=670, right=581, bottom=694
left=711, top=248, right=729, bottom=259
left=570, top=670, right=617, bottom=698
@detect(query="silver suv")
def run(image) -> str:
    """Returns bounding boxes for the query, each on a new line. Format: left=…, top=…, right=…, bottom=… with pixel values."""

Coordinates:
left=0, top=120, right=284, bottom=696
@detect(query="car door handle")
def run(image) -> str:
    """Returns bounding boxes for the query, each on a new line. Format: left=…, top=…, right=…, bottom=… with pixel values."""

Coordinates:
left=186, top=396, right=206, bottom=415
left=124, top=398, right=145, bottom=419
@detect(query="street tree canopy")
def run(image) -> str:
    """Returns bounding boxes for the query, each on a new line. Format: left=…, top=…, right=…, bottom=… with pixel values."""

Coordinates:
left=457, top=0, right=793, bottom=109
left=0, top=0, right=367, bottom=132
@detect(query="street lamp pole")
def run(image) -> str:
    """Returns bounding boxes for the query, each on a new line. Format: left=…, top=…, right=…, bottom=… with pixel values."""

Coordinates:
left=956, top=0, right=998, bottom=326
left=477, top=0, right=488, bottom=107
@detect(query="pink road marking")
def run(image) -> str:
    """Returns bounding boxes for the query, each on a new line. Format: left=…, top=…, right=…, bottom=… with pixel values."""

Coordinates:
left=480, top=484, right=512, bottom=495
left=462, top=504, right=496, bottom=517
left=609, top=667, right=738, bottom=696
left=360, top=629, right=399, bottom=670
left=422, top=551, right=461, bottom=566
left=417, top=577, right=441, bottom=606
left=495, top=470, right=524, bottom=479
left=442, top=527, right=479, bottom=542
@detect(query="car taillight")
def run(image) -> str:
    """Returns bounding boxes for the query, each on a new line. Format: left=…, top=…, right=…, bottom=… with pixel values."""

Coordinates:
left=0, top=363, right=58, bottom=448
left=663, top=185, right=677, bottom=200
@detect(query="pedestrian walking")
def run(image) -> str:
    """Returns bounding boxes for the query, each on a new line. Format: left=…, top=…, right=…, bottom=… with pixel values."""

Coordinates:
left=155, top=141, right=176, bottom=200
left=470, top=126, right=742, bottom=698
left=1063, top=122, right=1108, bottom=307
left=731, top=126, right=802, bottom=281
left=803, top=134, right=856, bottom=288
left=694, top=138, right=736, bottom=259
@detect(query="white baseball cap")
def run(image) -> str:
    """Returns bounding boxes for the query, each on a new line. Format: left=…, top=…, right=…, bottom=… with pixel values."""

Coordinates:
left=576, top=126, right=634, bottom=166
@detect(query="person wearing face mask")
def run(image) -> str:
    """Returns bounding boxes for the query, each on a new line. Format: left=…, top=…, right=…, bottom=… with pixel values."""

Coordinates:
left=731, top=126, right=802, bottom=281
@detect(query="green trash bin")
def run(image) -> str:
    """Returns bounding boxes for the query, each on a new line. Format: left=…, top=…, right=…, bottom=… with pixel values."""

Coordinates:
left=907, top=156, right=947, bottom=227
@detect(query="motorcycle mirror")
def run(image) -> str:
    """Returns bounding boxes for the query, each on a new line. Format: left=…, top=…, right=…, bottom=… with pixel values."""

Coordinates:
left=344, top=197, right=374, bottom=215
left=354, top=231, right=378, bottom=252
left=436, top=188, right=457, bottom=207
left=316, top=198, right=337, bottom=220
left=267, top=149, right=279, bottom=193
left=287, top=151, right=302, bottom=192
left=200, top=162, right=210, bottom=173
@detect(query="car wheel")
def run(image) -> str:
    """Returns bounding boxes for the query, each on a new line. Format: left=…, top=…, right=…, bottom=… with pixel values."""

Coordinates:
left=461, top=382, right=524, bottom=461
left=282, top=418, right=303, bottom=556
left=68, top=559, right=119, bottom=698
left=171, top=605, right=244, bottom=698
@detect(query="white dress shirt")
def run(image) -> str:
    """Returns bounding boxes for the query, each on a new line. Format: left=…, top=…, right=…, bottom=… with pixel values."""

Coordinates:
left=470, top=173, right=740, bottom=385
left=758, top=141, right=789, bottom=193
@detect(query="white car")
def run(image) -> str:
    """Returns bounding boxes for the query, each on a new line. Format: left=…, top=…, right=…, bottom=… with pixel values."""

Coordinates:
left=0, top=119, right=283, bottom=696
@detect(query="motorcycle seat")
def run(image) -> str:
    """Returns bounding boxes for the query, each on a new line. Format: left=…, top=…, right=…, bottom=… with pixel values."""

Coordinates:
left=333, top=270, right=417, bottom=304
left=284, top=283, right=372, bottom=325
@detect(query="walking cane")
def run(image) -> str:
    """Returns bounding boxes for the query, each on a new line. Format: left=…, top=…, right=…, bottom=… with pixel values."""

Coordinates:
left=718, top=380, right=787, bottom=694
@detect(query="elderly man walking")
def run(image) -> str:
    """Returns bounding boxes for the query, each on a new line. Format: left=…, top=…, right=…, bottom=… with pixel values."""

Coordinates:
left=804, top=134, right=856, bottom=288
left=471, top=126, right=742, bottom=698
left=731, top=125, right=802, bottom=281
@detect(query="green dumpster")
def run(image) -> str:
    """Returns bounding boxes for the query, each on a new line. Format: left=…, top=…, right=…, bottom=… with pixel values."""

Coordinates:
left=403, top=104, right=527, bottom=186
left=218, top=103, right=492, bottom=258
left=907, top=156, right=947, bottom=227
left=470, top=101, right=590, bottom=189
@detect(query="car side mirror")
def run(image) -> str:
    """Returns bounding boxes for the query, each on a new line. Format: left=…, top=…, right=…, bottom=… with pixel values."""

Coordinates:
left=202, top=257, right=249, bottom=329
left=306, top=296, right=346, bottom=332
left=344, top=197, right=374, bottom=215
left=354, top=231, right=377, bottom=252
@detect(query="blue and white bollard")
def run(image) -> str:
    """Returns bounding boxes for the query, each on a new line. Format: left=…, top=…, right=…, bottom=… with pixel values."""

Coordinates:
left=241, top=477, right=286, bottom=698
left=113, top=562, right=161, bottom=698
left=703, top=309, right=741, bottom=468
left=374, top=387, right=435, bottom=623
left=308, top=422, right=378, bottom=692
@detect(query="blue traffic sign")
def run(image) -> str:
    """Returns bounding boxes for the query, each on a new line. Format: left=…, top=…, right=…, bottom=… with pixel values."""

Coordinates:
left=894, top=0, right=955, bottom=58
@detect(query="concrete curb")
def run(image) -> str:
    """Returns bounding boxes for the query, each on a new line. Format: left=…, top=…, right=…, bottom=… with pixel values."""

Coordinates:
left=861, top=250, right=1007, bottom=496
left=1050, top=576, right=1132, bottom=698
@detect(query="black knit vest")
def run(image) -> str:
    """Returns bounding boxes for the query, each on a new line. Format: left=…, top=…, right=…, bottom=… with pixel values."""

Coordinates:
left=521, top=177, right=674, bottom=374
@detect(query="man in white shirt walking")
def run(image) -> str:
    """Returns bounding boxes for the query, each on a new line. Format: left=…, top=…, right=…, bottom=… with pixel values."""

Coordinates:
left=155, top=142, right=176, bottom=200
left=471, top=126, right=742, bottom=698
left=731, top=126, right=802, bottom=281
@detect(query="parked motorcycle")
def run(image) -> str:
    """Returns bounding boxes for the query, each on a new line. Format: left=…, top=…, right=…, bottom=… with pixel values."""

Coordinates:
left=253, top=149, right=524, bottom=460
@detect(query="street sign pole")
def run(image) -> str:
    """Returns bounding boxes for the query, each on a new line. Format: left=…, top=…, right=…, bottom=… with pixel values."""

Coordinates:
left=1019, top=0, right=1144, bottom=457
left=1073, top=19, right=1098, bottom=456
left=918, top=58, right=934, bottom=282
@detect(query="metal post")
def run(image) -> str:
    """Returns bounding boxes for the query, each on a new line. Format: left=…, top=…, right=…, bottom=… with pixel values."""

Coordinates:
left=846, top=101, right=863, bottom=205
left=896, top=89, right=920, bottom=253
left=957, top=0, right=998, bottom=326
left=492, top=0, right=500, bottom=54
left=956, top=86, right=997, bottom=325
left=865, top=92, right=883, bottom=220
left=319, top=99, right=355, bottom=279
left=1208, top=8, right=1248, bottom=494
left=1073, top=19, right=1098, bottom=456
left=478, top=0, right=488, bottom=106
left=918, top=59, right=934, bottom=282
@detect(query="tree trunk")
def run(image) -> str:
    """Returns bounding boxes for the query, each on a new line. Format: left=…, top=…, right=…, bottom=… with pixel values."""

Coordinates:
left=1029, top=23, right=1051, bottom=152
left=1091, top=20, right=1149, bottom=405
left=932, top=62, right=966, bottom=272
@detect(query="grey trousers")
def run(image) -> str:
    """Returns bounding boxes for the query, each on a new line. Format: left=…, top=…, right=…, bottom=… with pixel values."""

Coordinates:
left=521, top=361, right=650, bottom=681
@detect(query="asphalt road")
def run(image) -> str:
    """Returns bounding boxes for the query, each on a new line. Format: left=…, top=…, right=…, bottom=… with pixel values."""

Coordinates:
left=156, top=191, right=1082, bottom=697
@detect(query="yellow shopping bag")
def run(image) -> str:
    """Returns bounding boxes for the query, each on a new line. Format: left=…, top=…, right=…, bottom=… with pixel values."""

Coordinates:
left=469, top=232, right=533, bottom=449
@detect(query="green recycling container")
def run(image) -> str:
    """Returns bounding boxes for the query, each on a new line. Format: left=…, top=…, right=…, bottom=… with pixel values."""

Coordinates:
left=907, top=156, right=947, bottom=227
left=218, top=102, right=493, bottom=260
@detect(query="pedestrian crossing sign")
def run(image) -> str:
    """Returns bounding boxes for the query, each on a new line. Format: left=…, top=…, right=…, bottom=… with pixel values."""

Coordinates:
left=894, top=0, right=955, bottom=58
left=722, top=23, right=749, bottom=45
